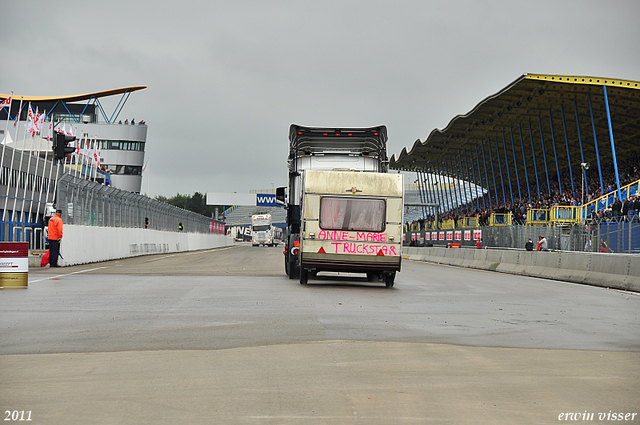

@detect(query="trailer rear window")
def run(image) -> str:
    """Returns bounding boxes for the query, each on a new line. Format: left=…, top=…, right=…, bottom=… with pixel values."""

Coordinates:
left=319, top=197, right=386, bottom=232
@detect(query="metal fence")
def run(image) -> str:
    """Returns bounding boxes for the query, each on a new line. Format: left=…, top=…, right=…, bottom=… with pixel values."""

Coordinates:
left=404, top=220, right=640, bottom=254
left=56, top=173, right=218, bottom=233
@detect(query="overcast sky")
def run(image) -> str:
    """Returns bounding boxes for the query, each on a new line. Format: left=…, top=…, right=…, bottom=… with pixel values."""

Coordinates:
left=1, top=0, right=639, bottom=198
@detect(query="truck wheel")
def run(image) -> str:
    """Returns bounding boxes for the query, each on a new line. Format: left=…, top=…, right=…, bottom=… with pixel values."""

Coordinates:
left=300, top=268, right=308, bottom=285
left=384, top=272, right=395, bottom=288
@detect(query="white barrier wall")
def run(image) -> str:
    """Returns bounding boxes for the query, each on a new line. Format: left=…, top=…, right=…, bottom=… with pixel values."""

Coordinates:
left=403, top=247, right=640, bottom=293
left=55, top=225, right=234, bottom=266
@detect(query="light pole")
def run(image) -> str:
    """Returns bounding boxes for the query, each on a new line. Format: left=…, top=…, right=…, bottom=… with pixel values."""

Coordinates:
left=581, top=162, right=589, bottom=221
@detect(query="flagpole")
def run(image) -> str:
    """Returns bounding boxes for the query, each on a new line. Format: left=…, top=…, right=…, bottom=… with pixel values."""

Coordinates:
left=0, top=92, right=13, bottom=177
left=37, top=123, right=55, bottom=226
left=27, top=110, right=46, bottom=233
left=0, top=93, right=12, bottom=228
left=20, top=105, right=40, bottom=230
left=3, top=97, right=23, bottom=225
left=92, top=137, right=97, bottom=182
left=13, top=102, right=33, bottom=234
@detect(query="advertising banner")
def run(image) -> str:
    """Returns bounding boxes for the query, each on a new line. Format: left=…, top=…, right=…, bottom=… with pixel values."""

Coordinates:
left=0, top=242, right=28, bottom=289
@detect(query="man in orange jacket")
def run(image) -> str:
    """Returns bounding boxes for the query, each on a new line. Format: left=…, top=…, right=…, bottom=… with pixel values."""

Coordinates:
left=48, top=209, right=63, bottom=267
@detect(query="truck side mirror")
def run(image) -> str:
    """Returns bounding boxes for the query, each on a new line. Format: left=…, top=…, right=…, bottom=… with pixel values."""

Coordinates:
left=276, top=187, right=286, bottom=205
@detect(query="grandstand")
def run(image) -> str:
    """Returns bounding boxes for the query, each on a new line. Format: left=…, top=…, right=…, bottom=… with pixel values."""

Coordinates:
left=392, top=74, right=640, bottom=253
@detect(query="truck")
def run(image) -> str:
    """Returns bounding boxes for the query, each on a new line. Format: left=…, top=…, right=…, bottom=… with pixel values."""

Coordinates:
left=251, top=213, right=276, bottom=247
left=276, top=124, right=403, bottom=287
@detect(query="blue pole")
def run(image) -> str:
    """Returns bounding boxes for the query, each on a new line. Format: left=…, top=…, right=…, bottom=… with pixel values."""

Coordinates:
left=528, top=120, right=541, bottom=200
left=460, top=151, right=472, bottom=213
left=494, top=137, right=507, bottom=207
left=456, top=152, right=469, bottom=213
left=574, top=99, right=588, bottom=194
left=501, top=132, right=514, bottom=205
left=453, top=153, right=464, bottom=213
left=416, top=171, right=425, bottom=218
left=509, top=128, right=522, bottom=201
left=548, top=109, right=563, bottom=195
left=447, top=158, right=460, bottom=215
left=486, top=138, right=499, bottom=209
left=518, top=124, right=531, bottom=202
left=465, top=149, right=479, bottom=211
left=435, top=161, right=447, bottom=214
left=441, top=162, right=451, bottom=214
left=560, top=104, right=575, bottom=194
left=603, top=85, right=622, bottom=200
left=588, top=93, right=605, bottom=196
left=474, top=144, right=487, bottom=209
left=427, top=168, right=437, bottom=211
left=537, top=116, right=551, bottom=197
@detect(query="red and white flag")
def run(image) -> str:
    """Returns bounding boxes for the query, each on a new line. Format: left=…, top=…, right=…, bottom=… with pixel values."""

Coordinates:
left=75, top=134, right=82, bottom=156
left=13, top=98, right=23, bottom=126
left=36, top=112, right=44, bottom=132
left=0, top=96, right=11, bottom=109
left=46, top=117, right=53, bottom=142
left=93, top=139, right=99, bottom=165
left=26, top=106, right=40, bottom=137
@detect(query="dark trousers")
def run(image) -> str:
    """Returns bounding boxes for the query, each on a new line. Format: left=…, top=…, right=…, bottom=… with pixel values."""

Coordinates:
left=49, top=240, right=60, bottom=266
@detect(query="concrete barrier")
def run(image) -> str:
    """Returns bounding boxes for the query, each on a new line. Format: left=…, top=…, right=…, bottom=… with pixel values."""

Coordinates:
left=405, top=246, right=640, bottom=293
left=30, top=224, right=233, bottom=267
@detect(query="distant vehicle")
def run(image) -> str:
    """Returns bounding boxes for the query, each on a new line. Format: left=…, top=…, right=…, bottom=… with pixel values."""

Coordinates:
left=277, top=124, right=403, bottom=287
left=251, top=214, right=276, bottom=247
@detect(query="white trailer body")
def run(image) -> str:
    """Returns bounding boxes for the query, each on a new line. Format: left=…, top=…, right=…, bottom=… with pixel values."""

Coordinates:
left=298, top=170, right=403, bottom=286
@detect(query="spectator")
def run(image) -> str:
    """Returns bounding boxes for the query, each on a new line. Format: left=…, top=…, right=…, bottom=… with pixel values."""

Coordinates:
left=599, top=238, right=612, bottom=253
left=131, top=118, right=135, bottom=125
left=538, top=235, right=548, bottom=251
left=525, top=238, right=533, bottom=251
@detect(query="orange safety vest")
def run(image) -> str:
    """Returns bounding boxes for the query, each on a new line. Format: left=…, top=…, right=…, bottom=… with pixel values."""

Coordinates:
left=48, top=215, right=63, bottom=240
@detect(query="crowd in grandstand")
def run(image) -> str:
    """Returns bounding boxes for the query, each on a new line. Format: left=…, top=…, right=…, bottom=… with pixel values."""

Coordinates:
left=409, top=150, right=640, bottom=228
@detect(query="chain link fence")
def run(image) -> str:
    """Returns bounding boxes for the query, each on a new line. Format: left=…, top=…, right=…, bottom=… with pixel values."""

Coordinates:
left=56, top=173, right=218, bottom=233
left=404, top=219, right=640, bottom=254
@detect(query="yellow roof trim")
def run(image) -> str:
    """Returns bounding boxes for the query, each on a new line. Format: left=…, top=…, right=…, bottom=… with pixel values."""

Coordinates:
left=0, top=86, right=147, bottom=102
left=524, top=74, right=640, bottom=90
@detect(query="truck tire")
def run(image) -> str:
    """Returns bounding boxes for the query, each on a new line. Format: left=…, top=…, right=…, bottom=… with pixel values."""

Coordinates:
left=299, top=268, right=308, bottom=285
left=384, top=272, right=395, bottom=288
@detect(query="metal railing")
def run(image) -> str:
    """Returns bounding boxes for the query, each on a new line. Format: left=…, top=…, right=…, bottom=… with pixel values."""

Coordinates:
left=403, top=219, right=640, bottom=254
left=56, top=173, right=220, bottom=233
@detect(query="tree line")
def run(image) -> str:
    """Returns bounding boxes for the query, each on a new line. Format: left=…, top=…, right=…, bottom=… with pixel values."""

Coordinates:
left=156, top=192, right=224, bottom=218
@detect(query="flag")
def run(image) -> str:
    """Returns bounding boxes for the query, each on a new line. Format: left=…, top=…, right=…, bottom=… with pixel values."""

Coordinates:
left=96, top=141, right=102, bottom=168
left=26, top=105, right=37, bottom=137
left=57, top=122, right=66, bottom=135
left=75, top=134, right=82, bottom=156
left=46, top=117, right=53, bottom=142
left=13, top=98, right=23, bottom=126
left=93, top=139, right=99, bottom=165
left=0, top=96, right=11, bottom=109
left=36, top=110, right=44, bottom=132
left=83, top=137, right=90, bottom=157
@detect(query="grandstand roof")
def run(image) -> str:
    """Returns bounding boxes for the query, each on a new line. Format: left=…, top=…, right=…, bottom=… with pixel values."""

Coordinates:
left=390, top=74, right=640, bottom=198
left=0, top=86, right=147, bottom=103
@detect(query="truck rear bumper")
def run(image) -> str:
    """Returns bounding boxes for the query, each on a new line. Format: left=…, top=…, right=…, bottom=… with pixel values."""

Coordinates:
left=301, top=252, right=401, bottom=273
